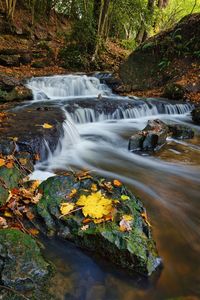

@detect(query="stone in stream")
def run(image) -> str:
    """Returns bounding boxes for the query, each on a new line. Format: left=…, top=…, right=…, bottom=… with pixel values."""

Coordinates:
left=129, top=119, right=169, bottom=152
left=191, top=106, right=200, bottom=125
left=128, top=119, right=195, bottom=152
left=33, top=173, right=162, bottom=277
left=0, top=229, right=54, bottom=299
left=168, top=124, right=194, bottom=140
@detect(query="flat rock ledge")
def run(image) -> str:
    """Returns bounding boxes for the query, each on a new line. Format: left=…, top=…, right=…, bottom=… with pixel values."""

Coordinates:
left=33, top=173, right=162, bottom=277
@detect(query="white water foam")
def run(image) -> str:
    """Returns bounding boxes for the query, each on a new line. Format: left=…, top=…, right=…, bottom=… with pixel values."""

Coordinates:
left=26, top=74, right=111, bottom=101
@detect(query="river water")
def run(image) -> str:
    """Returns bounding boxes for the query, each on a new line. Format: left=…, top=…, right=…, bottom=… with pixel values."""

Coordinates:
left=26, top=75, right=200, bottom=300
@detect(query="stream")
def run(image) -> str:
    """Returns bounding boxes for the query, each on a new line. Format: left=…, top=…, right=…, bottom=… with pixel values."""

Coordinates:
left=24, top=75, right=200, bottom=300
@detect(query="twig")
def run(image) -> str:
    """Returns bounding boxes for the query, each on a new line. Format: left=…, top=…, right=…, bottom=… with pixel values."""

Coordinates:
left=0, top=285, right=30, bottom=300
left=59, top=207, right=82, bottom=219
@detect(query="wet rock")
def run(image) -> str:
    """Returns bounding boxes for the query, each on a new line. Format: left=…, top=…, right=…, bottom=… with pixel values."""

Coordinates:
left=19, top=53, right=32, bottom=65
left=0, top=165, right=23, bottom=206
left=0, top=107, right=65, bottom=159
left=0, top=151, right=33, bottom=206
left=0, top=229, right=53, bottom=291
left=0, top=54, right=20, bottom=67
left=191, top=106, right=200, bottom=125
left=163, top=83, right=185, bottom=100
left=0, top=74, right=20, bottom=92
left=3, top=85, right=32, bottom=101
left=33, top=174, right=161, bottom=277
left=168, top=124, right=194, bottom=139
left=129, top=119, right=169, bottom=152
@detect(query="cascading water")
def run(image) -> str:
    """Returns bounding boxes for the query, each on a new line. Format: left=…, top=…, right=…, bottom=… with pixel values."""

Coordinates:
left=27, top=74, right=200, bottom=300
left=26, top=74, right=111, bottom=101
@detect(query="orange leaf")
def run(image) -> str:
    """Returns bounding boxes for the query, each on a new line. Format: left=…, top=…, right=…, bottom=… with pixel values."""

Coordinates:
left=113, top=179, right=122, bottom=187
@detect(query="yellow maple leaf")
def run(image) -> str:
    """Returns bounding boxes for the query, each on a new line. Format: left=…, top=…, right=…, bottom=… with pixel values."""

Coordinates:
left=60, top=203, right=75, bottom=216
left=76, top=191, right=113, bottom=219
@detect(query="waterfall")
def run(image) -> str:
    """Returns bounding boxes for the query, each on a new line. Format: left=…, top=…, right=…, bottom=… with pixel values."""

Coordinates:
left=65, top=102, right=194, bottom=124
left=26, top=75, right=112, bottom=101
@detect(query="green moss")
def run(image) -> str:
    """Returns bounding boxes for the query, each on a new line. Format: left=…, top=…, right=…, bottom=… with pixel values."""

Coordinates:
left=0, top=229, right=53, bottom=291
left=34, top=174, right=161, bottom=276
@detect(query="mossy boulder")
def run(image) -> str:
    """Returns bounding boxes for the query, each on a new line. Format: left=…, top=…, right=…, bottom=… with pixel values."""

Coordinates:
left=0, top=165, right=22, bottom=206
left=0, top=229, right=53, bottom=292
left=120, top=14, right=200, bottom=90
left=163, top=83, right=185, bottom=100
left=34, top=173, right=161, bottom=277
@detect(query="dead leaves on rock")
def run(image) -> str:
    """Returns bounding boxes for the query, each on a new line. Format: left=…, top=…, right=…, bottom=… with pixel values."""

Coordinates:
left=0, top=155, right=14, bottom=169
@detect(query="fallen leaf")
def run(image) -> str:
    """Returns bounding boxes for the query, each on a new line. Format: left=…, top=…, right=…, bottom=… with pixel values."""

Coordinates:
left=4, top=211, right=13, bottom=218
left=81, top=225, right=89, bottom=231
left=5, top=161, right=14, bottom=169
left=60, top=203, right=75, bottom=215
left=0, top=158, right=5, bottom=167
left=26, top=211, right=35, bottom=220
left=119, top=215, right=133, bottom=232
left=31, top=192, right=43, bottom=204
left=19, top=158, right=27, bottom=166
left=77, top=191, right=113, bottom=219
left=121, top=195, right=130, bottom=201
left=28, top=228, right=39, bottom=235
left=0, top=217, right=8, bottom=228
left=113, top=179, right=122, bottom=187
left=42, top=123, right=53, bottom=129
left=141, top=210, right=151, bottom=227
left=66, top=188, right=77, bottom=199
left=91, top=183, right=97, bottom=192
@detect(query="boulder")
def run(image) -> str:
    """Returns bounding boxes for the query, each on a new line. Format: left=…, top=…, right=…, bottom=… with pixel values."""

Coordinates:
left=0, top=107, right=65, bottom=159
left=0, top=229, right=53, bottom=292
left=168, top=124, right=194, bottom=139
left=0, top=152, right=33, bottom=206
left=163, top=83, right=185, bottom=100
left=129, top=119, right=169, bottom=152
left=0, top=74, right=20, bottom=92
left=191, top=106, right=200, bottom=125
left=33, top=173, right=162, bottom=277
left=0, top=55, right=20, bottom=67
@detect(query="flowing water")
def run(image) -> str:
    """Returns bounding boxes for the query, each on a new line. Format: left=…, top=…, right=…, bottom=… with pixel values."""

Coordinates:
left=26, top=75, right=200, bottom=300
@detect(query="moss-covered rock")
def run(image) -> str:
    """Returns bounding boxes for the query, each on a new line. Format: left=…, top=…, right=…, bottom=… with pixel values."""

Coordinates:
left=0, top=229, right=53, bottom=292
left=163, top=83, right=185, bottom=100
left=120, top=14, right=200, bottom=90
left=0, top=165, right=22, bottom=206
left=34, top=173, right=161, bottom=277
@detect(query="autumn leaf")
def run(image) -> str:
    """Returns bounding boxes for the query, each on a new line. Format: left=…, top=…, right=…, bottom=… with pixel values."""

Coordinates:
left=0, top=217, right=8, bottom=228
left=81, top=225, right=89, bottom=231
left=5, top=161, right=14, bottom=169
left=66, top=188, right=77, bottom=199
left=121, top=195, right=130, bottom=201
left=91, top=183, right=97, bottom=192
left=113, top=179, right=122, bottom=187
left=19, top=158, right=27, bottom=166
left=76, top=191, right=113, bottom=219
left=41, top=123, right=53, bottom=129
left=141, top=210, right=151, bottom=227
left=28, top=228, right=39, bottom=236
left=0, top=158, right=5, bottom=167
left=119, top=215, right=133, bottom=232
left=31, top=192, right=43, bottom=204
left=60, top=202, right=75, bottom=216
